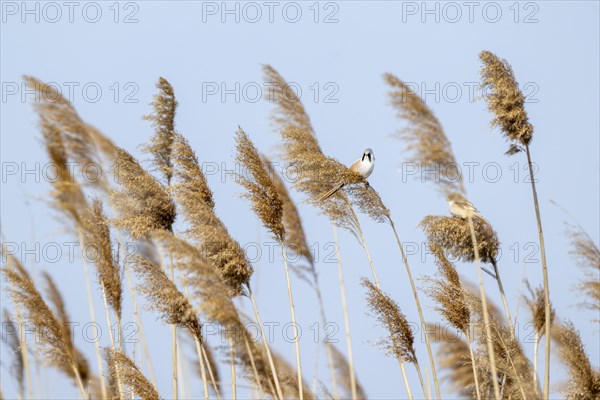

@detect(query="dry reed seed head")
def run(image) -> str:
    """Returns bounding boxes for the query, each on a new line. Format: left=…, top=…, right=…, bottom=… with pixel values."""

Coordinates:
left=263, top=64, right=315, bottom=134
left=330, top=344, right=367, bottom=400
left=111, top=147, right=176, bottom=239
left=280, top=127, right=361, bottom=237
left=235, top=128, right=285, bottom=241
left=3, top=310, right=24, bottom=396
left=106, top=349, right=161, bottom=400
left=262, top=155, right=314, bottom=265
left=142, top=77, right=178, bottom=184
left=425, top=243, right=471, bottom=334
left=25, top=76, right=109, bottom=189
left=384, top=73, right=465, bottom=197
left=524, top=281, right=555, bottom=336
left=80, top=199, right=122, bottom=318
left=345, top=183, right=390, bottom=224
left=420, top=215, right=500, bottom=265
left=2, top=264, right=90, bottom=385
left=553, top=321, right=600, bottom=400
left=130, top=254, right=202, bottom=341
left=362, top=278, right=417, bottom=364
left=426, top=323, right=478, bottom=398
left=479, top=51, right=534, bottom=148
left=172, top=133, right=215, bottom=210
left=567, top=225, right=600, bottom=315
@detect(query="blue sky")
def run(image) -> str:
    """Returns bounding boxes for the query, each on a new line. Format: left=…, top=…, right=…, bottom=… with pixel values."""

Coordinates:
left=1, top=1, right=599, bottom=399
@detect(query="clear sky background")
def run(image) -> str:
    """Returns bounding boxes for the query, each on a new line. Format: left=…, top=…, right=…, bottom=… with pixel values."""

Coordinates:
left=1, top=1, right=599, bottom=399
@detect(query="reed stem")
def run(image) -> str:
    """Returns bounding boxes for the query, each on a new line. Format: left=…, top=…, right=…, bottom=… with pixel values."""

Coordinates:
left=467, top=334, right=482, bottom=400
left=193, top=337, right=209, bottom=400
left=525, top=144, right=551, bottom=399
left=229, top=336, right=237, bottom=400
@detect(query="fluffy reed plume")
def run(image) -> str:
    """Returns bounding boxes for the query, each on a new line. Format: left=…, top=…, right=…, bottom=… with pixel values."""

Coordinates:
left=524, top=282, right=555, bottom=339
left=129, top=255, right=202, bottom=341
left=106, top=350, right=161, bottom=400
left=2, top=257, right=89, bottom=395
left=235, top=128, right=285, bottom=240
left=420, top=216, right=499, bottom=266
left=111, top=147, right=176, bottom=239
left=479, top=50, right=551, bottom=398
left=80, top=199, right=122, bottom=318
left=362, top=279, right=417, bottom=364
left=424, top=244, right=470, bottom=335
left=384, top=73, right=465, bottom=196
left=553, top=322, right=600, bottom=400
left=143, top=77, right=178, bottom=184
left=262, top=155, right=313, bottom=266
left=567, top=225, right=600, bottom=316
left=479, top=51, right=533, bottom=151
left=263, top=65, right=314, bottom=134
left=171, top=133, right=251, bottom=296
left=427, top=324, right=478, bottom=398
left=24, top=76, right=109, bottom=189
left=3, top=311, right=24, bottom=398
left=281, top=127, right=362, bottom=236
left=330, top=345, right=366, bottom=400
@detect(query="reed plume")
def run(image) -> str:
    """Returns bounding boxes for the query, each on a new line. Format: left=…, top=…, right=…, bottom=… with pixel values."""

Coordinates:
left=111, top=147, right=176, bottom=239
left=567, top=224, right=600, bottom=317
left=2, top=257, right=89, bottom=397
left=553, top=322, right=600, bottom=400
left=263, top=65, right=314, bottom=134
left=3, top=310, right=25, bottom=399
left=172, top=133, right=252, bottom=296
left=384, top=73, right=465, bottom=196
left=524, top=281, right=555, bottom=386
left=362, top=278, right=426, bottom=398
left=329, top=344, right=366, bottom=400
left=143, top=77, right=178, bottom=184
left=80, top=199, right=122, bottom=319
left=480, top=50, right=551, bottom=398
left=106, top=350, right=161, bottom=400
left=235, top=127, right=304, bottom=399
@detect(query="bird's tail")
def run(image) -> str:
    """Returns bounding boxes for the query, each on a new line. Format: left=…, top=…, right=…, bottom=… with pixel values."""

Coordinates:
left=319, top=183, right=344, bottom=201
left=473, top=213, right=487, bottom=224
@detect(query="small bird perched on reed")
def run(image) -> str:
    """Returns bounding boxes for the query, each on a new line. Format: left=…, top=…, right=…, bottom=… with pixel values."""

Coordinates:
left=319, top=148, right=375, bottom=201
left=447, top=193, right=486, bottom=222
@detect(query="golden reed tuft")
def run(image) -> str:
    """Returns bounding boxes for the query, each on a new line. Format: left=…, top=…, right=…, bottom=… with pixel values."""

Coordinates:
left=384, top=73, right=465, bottom=196
left=567, top=224, right=600, bottom=317
left=106, top=350, right=161, bottom=400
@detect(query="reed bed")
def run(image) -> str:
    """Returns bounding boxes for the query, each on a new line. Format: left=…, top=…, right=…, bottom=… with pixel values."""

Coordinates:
left=1, top=51, right=598, bottom=400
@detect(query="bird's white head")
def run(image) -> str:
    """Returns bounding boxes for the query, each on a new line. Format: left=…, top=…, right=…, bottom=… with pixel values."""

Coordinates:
left=362, top=148, right=374, bottom=163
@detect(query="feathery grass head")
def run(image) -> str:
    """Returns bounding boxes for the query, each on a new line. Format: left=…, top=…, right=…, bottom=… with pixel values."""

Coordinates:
left=567, top=224, right=600, bottom=317
left=80, top=199, right=122, bottom=318
left=143, top=77, right=178, bottom=184
left=263, top=65, right=314, bottom=134
left=172, top=133, right=214, bottom=210
left=130, top=253, right=202, bottom=341
left=553, top=321, right=600, bottom=400
left=362, top=278, right=417, bottom=364
left=330, top=345, right=366, bottom=400
left=424, top=243, right=471, bottom=334
left=235, top=128, right=285, bottom=241
left=111, top=147, right=176, bottom=239
left=524, top=281, right=555, bottom=337
left=420, top=215, right=500, bottom=265
left=384, top=73, right=465, bottom=196
left=479, top=51, right=534, bottom=150
left=106, top=350, right=161, bottom=400
left=3, top=310, right=24, bottom=397
left=2, top=258, right=89, bottom=386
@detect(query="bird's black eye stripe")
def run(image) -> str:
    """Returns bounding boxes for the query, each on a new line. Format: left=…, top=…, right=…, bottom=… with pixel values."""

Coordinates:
left=368, top=153, right=371, bottom=162
left=362, top=153, right=366, bottom=161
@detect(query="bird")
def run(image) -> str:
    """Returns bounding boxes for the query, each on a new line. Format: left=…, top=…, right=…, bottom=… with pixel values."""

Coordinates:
left=447, top=192, right=486, bottom=222
left=319, top=148, right=375, bottom=201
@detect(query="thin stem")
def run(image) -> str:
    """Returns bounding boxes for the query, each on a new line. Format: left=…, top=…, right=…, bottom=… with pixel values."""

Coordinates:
left=533, top=332, right=540, bottom=387
left=313, top=273, right=339, bottom=399
left=242, top=333, right=269, bottom=397
left=525, top=144, right=551, bottom=400
left=193, top=337, right=209, bottom=400
left=414, top=362, right=428, bottom=400
left=201, top=342, right=221, bottom=399
left=492, top=260, right=514, bottom=336
left=70, top=362, right=89, bottom=400
left=468, top=216, right=501, bottom=400
left=398, top=362, right=413, bottom=400
left=332, top=225, right=357, bottom=400
left=229, top=336, right=237, bottom=400
left=389, top=218, right=440, bottom=400
left=168, top=255, right=178, bottom=400
left=249, top=290, right=284, bottom=400
left=467, top=334, right=482, bottom=400
left=281, top=242, right=303, bottom=400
